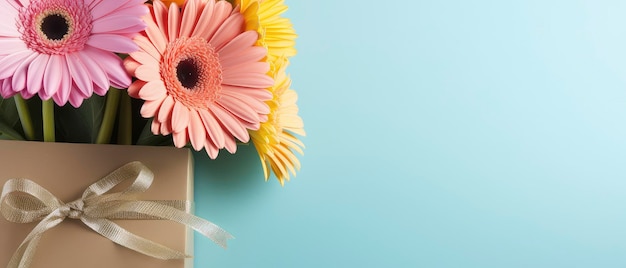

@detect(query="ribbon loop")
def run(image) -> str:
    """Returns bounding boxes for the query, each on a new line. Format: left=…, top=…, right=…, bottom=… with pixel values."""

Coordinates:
left=1, top=179, right=63, bottom=224
left=0, top=161, right=233, bottom=268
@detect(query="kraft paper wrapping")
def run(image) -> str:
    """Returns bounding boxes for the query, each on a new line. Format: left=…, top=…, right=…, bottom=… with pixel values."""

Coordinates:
left=0, top=140, right=194, bottom=268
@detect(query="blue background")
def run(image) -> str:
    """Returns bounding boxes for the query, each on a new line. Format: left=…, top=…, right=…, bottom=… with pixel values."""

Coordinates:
left=194, top=1, right=626, bottom=267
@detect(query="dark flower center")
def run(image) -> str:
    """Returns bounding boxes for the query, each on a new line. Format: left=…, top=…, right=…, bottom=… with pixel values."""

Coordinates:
left=40, top=14, right=69, bottom=41
left=176, top=58, right=200, bottom=89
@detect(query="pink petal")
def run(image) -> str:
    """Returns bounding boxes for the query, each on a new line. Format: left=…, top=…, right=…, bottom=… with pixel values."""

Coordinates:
left=118, top=0, right=148, bottom=13
left=198, top=109, right=225, bottom=148
left=68, top=90, right=85, bottom=108
left=140, top=98, right=164, bottom=118
left=87, top=34, right=139, bottom=53
left=178, top=0, right=197, bottom=38
left=84, top=48, right=130, bottom=88
left=127, top=80, right=146, bottom=98
left=257, top=114, right=268, bottom=125
left=198, top=0, right=232, bottom=41
left=138, top=80, right=167, bottom=101
left=26, top=54, right=49, bottom=95
left=210, top=105, right=249, bottom=143
left=151, top=119, right=161, bottom=135
left=0, top=10, right=18, bottom=36
left=20, top=90, right=34, bottom=99
left=133, top=35, right=161, bottom=61
left=99, top=24, right=147, bottom=36
left=223, top=132, right=237, bottom=154
left=0, top=38, right=27, bottom=56
left=144, top=15, right=167, bottom=53
left=190, top=0, right=215, bottom=38
left=204, top=140, right=219, bottom=159
left=167, top=3, right=180, bottom=41
left=240, top=119, right=260, bottom=131
left=135, top=65, right=161, bottom=82
left=218, top=31, right=258, bottom=58
left=85, top=0, right=99, bottom=8
left=222, top=72, right=273, bottom=89
left=222, top=86, right=271, bottom=113
left=0, top=0, right=17, bottom=10
left=66, top=53, right=94, bottom=97
left=129, top=50, right=159, bottom=67
left=172, top=101, right=190, bottom=133
left=41, top=55, right=63, bottom=99
left=209, top=13, right=245, bottom=51
left=172, top=131, right=188, bottom=148
left=11, top=52, right=38, bottom=92
left=160, top=120, right=172, bottom=135
left=5, top=0, right=22, bottom=10
left=124, top=58, right=141, bottom=75
left=152, top=0, right=169, bottom=41
left=51, top=57, right=71, bottom=106
left=0, top=79, right=16, bottom=98
left=187, top=110, right=206, bottom=151
left=77, top=52, right=109, bottom=95
left=0, top=50, right=33, bottom=80
left=91, top=0, right=133, bottom=20
left=219, top=46, right=267, bottom=69
left=53, top=89, right=69, bottom=106
left=92, top=15, right=145, bottom=34
left=217, top=94, right=260, bottom=123
left=157, top=95, right=175, bottom=124
left=222, top=61, right=269, bottom=75
left=93, top=86, right=108, bottom=96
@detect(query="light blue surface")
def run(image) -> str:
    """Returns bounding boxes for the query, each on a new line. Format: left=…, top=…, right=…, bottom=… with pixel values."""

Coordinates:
left=194, top=1, right=626, bottom=267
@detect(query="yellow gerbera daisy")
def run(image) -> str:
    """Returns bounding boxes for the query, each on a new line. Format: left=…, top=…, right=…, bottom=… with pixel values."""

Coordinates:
left=234, top=0, right=297, bottom=65
left=250, top=58, right=305, bottom=185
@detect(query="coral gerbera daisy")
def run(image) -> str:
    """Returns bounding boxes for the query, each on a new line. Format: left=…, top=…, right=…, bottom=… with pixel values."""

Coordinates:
left=0, top=0, right=147, bottom=107
left=234, top=0, right=297, bottom=66
left=124, top=0, right=273, bottom=159
left=250, top=58, right=304, bottom=185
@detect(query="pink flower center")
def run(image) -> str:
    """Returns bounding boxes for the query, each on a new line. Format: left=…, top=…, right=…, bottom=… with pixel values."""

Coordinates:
left=161, top=36, right=223, bottom=109
left=19, top=0, right=92, bottom=55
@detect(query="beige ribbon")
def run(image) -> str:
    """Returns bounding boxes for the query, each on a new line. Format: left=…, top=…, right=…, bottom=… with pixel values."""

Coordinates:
left=0, top=161, right=233, bottom=268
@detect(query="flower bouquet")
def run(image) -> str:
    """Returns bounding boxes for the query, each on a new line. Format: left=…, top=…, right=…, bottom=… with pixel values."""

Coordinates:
left=0, top=0, right=305, bottom=185
left=0, top=0, right=303, bottom=267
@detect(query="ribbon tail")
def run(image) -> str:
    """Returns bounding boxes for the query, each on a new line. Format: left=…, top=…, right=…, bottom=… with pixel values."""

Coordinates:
left=81, top=217, right=188, bottom=260
left=108, top=201, right=234, bottom=248
left=7, top=234, right=41, bottom=268
left=7, top=212, right=66, bottom=268
left=182, top=213, right=234, bottom=249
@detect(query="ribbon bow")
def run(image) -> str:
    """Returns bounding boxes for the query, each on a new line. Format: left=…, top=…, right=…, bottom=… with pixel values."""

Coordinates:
left=0, top=161, right=233, bottom=268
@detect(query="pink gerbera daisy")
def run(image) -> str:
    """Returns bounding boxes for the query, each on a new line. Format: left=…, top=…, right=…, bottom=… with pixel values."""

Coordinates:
left=0, top=0, right=148, bottom=107
left=124, top=0, right=273, bottom=159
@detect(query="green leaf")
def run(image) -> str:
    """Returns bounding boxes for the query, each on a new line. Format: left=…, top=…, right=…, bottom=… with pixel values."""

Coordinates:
left=136, top=119, right=174, bottom=146
left=0, top=119, right=24, bottom=140
left=55, top=95, right=106, bottom=143
left=0, top=97, right=21, bottom=127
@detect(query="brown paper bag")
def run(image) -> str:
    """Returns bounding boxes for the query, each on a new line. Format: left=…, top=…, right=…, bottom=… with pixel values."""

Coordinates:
left=0, top=140, right=194, bottom=268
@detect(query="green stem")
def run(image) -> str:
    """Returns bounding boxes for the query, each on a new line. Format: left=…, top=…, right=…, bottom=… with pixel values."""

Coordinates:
left=14, top=95, right=34, bottom=140
left=42, top=99, right=55, bottom=142
left=117, top=91, right=132, bottom=145
left=96, top=88, right=120, bottom=144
